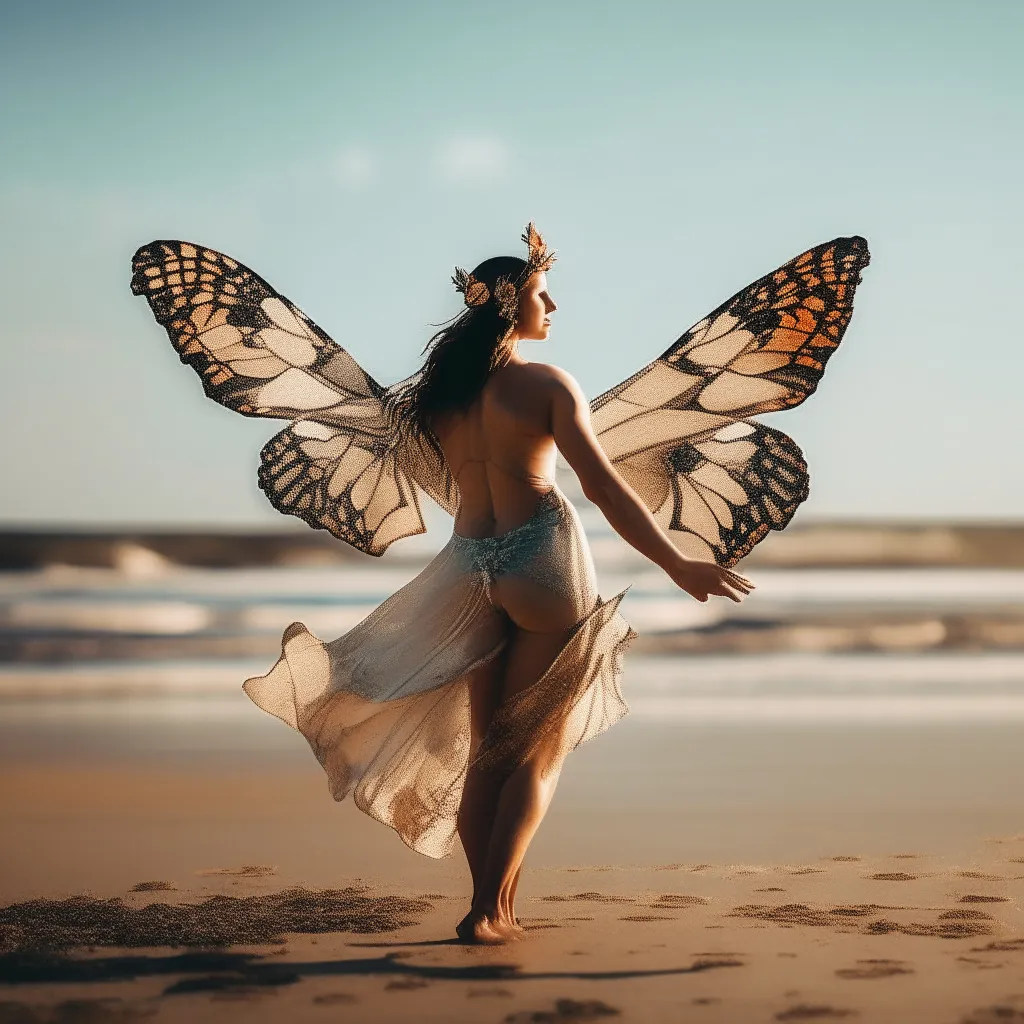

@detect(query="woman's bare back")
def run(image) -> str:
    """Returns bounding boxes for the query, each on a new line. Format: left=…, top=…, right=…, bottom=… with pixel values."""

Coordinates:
left=431, top=362, right=561, bottom=540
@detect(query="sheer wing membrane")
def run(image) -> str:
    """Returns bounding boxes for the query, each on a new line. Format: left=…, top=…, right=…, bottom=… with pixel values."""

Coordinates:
left=131, top=241, right=456, bottom=555
left=591, top=236, right=869, bottom=566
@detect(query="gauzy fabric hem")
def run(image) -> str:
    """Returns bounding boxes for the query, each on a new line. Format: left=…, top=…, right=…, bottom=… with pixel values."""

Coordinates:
left=242, top=486, right=635, bottom=860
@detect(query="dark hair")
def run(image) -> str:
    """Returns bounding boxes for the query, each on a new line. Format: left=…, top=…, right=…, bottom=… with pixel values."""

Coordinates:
left=392, top=255, right=529, bottom=442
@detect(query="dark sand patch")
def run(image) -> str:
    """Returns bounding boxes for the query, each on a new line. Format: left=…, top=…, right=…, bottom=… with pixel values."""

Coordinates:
left=504, top=999, right=621, bottom=1022
left=0, top=889, right=430, bottom=953
left=755, top=888, right=787, bottom=893
left=618, top=915, right=674, bottom=923
left=971, top=939, right=1024, bottom=952
left=866, top=918, right=992, bottom=939
left=939, top=910, right=994, bottom=921
left=866, top=872, right=917, bottom=881
left=956, top=957, right=1005, bottom=970
left=467, top=988, right=513, bottom=998
left=196, top=865, right=276, bottom=878
left=126, top=884, right=173, bottom=894
left=961, top=894, right=1009, bottom=903
left=731, top=904, right=899, bottom=928
left=163, top=971, right=293, bottom=996
left=961, top=1005, right=1024, bottom=1023
left=541, top=893, right=633, bottom=905
left=0, top=1000, right=156, bottom=1023
left=891, top=854, right=921, bottom=860
left=648, top=895, right=709, bottom=909
left=384, top=978, right=429, bottom=991
left=835, top=959, right=913, bottom=980
left=789, top=868, right=825, bottom=876
left=775, top=1006, right=857, bottom=1020
left=830, top=857, right=862, bottom=862
left=692, top=996, right=721, bottom=1005
left=311, top=992, right=358, bottom=1005
left=959, top=872, right=1003, bottom=881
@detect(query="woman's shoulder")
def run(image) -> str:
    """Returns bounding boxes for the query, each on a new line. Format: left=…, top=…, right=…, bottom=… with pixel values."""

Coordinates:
left=511, top=360, right=582, bottom=393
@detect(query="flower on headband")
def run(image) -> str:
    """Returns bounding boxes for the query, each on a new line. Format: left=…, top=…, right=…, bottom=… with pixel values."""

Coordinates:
left=493, top=277, right=518, bottom=322
left=452, top=267, right=490, bottom=307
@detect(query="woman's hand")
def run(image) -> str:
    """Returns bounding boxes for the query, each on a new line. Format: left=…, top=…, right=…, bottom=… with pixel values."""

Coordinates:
left=670, top=558, right=754, bottom=603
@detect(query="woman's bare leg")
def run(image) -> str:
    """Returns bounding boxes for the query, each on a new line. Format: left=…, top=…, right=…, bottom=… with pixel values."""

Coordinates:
left=461, top=610, right=576, bottom=944
left=456, top=655, right=504, bottom=928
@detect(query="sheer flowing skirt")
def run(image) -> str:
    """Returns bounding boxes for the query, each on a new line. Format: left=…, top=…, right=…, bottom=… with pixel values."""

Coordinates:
left=243, top=487, right=636, bottom=858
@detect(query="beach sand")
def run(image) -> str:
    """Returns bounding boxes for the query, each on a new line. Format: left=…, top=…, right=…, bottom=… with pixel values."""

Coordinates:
left=2, top=698, right=1024, bottom=1022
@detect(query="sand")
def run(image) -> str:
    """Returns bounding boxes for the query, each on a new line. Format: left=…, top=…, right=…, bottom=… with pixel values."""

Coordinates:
left=2, top=702, right=1024, bottom=1021
left=1, top=846, right=1023, bottom=1023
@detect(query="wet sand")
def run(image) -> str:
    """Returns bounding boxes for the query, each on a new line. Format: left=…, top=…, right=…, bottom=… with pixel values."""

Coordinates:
left=2, top=695, right=1024, bottom=1021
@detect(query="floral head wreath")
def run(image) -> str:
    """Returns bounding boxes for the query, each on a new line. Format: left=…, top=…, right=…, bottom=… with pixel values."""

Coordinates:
left=451, top=223, right=556, bottom=323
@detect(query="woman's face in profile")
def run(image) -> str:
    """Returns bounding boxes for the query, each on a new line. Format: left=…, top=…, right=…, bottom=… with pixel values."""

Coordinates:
left=515, top=272, right=557, bottom=342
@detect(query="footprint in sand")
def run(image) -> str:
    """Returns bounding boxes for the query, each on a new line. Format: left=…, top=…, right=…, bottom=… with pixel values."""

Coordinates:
left=504, top=998, right=621, bottom=1022
left=775, top=1006, right=858, bottom=1020
left=836, top=959, right=914, bottom=980
left=867, top=872, right=917, bottom=881
left=960, top=894, right=1009, bottom=903
left=960, top=1003, right=1024, bottom=1023
left=313, top=992, right=358, bottom=1004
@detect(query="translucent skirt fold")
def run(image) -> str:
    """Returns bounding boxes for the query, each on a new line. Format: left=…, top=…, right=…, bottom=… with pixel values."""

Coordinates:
left=242, top=487, right=636, bottom=859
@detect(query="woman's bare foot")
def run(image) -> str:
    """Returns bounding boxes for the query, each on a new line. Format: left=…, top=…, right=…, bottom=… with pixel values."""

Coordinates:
left=455, top=910, right=522, bottom=944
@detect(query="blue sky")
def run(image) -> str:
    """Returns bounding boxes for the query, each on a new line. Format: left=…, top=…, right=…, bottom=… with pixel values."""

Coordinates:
left=1, top=0, right=1021, bottom=526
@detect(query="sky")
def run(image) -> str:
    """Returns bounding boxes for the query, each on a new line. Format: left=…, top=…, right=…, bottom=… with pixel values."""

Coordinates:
left=1, top=0, right=1021, bottom=528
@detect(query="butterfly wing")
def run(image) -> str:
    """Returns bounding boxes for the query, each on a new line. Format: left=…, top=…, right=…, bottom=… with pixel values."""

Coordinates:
left=591, top=236, right=870, bottom=565
left=131, top=240, right=455, bottom=554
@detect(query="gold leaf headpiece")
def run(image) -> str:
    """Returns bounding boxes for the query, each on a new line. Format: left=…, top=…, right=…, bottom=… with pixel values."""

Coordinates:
left=522, top=222, right=556, bottom=275
left=452, top=222, right=557, bottom=321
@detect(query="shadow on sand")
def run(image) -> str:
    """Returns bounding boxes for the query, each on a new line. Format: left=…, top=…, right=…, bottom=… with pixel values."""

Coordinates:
left=0, top=948, right=743, bottom=995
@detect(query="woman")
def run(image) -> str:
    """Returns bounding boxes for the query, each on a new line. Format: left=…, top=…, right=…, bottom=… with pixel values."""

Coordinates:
left=398, top=243, right=751, bottom=943
left=131, top=225, right=867, bottom=945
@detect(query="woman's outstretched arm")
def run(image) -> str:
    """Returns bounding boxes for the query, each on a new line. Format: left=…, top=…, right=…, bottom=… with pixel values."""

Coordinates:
left=547, top=367, right=752, bottom=603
